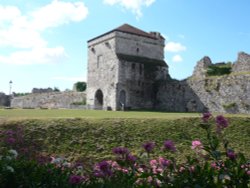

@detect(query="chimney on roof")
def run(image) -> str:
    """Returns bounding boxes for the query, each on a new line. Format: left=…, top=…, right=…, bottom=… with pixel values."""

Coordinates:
left=150, top=32, right=163, bottom=39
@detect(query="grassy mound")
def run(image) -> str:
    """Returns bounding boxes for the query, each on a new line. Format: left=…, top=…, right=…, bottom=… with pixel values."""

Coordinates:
left=0, top=117, right=249, bottom=163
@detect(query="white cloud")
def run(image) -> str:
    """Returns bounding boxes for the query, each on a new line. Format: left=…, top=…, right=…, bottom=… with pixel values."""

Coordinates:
left=30, top=1, right=88, bottom=31
left=172, top=55, right=183, bottom=62
left=0, top=6, right=21, bottom=22
left=52, top=76, right=86, bottom=82
left=0, top=46, right=67, bottom=65
left=103, top=0, right=156, bottom=19
left=0, top=1, right=88, bottom=64
left=165, top=42, right=186, bottom=53
left=0, top=25, right=47, bottom=48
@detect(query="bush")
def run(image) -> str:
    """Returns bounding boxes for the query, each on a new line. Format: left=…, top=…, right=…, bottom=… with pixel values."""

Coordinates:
left=223, top=102, right=237, bottom=110
left=71, top=100, right=86, bottom=105
left=207, top=63, right=232, bottom=76
left=0, top=114, right=249, bottom=187
left=74, top=82, right=87, bottom=92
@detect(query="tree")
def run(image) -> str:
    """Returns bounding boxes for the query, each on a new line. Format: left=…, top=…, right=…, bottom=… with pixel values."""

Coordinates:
left=74, top=82, right=87, bottom=92
left=53, top=87, right=60, bottom=92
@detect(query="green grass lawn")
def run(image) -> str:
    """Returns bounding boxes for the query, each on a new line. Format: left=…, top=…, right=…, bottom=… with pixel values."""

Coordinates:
left=0, top=110, right=249, bottom=164
left=0, top=109, right=249, bottom=120
left=0, top=109, right=202, bottom=120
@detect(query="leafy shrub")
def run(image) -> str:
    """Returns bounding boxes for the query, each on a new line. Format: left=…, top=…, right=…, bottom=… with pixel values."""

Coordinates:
left=223, top=102, right=237, bottom=110
left=74, top=82, right=87, bottom=92
left=71, top=100, right=86, bottom=105
left=207, top=62, right=232, bottom=76
left=0, top=114, right=249, bottom=187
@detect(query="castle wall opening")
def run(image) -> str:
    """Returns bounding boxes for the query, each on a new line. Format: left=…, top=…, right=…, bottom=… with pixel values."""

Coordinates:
left=119, top=90, right=126, bottom=110
left=94, top=89, right=103, bottom=110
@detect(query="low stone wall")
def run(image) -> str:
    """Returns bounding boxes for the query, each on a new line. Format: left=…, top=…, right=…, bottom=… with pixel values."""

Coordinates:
left=156, top=73, right=250, bottom=114
left=187, top=74, right=250, bottom=114
left=11, top=92, right=86, bottom=109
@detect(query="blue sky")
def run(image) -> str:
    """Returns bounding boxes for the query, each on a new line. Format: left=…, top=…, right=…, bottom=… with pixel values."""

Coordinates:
left=0, top=0, right=250, bottom=94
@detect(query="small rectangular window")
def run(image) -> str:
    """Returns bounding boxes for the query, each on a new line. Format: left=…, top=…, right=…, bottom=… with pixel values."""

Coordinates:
left=139, top=64, right=143, bottom=75
left=97, top=55, right=103, bottom=68
left=132, top=63, right=135, bottom=70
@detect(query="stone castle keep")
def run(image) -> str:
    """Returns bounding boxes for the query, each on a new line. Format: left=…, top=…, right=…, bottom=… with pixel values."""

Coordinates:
left=10, top=24, right=250, bottom=113
left=87, top=24, right=168, bottom=110
left=87, top=24, right=250, bottom=113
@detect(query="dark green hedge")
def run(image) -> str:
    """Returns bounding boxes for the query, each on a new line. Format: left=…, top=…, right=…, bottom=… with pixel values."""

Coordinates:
left=207, top=63, right=232, bottom=76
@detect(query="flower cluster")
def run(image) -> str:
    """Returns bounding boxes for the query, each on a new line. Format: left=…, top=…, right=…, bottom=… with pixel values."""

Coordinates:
left=163, top=140, right=176, bottom=152
left=143, top=141, right=155, bottom=153
left=0, top=113, right=249, bottom=188
left=216, top=115, right=229, bottom=133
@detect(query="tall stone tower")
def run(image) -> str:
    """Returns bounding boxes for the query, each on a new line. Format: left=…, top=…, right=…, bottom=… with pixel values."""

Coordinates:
left=87, top=24, right=168, bottom=110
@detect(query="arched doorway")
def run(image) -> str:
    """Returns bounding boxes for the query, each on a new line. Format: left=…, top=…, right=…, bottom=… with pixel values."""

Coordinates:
left=119, top=90, right=126, bottom=110
left=94, top=89, right=103, bottom=109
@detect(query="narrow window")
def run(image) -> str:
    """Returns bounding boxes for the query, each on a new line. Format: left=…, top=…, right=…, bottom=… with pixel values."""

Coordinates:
left=97, top=55, right=103, bottom=68
left=139, top=64, right=143, bottom=75
left=132, top=63, right=135, bottom=70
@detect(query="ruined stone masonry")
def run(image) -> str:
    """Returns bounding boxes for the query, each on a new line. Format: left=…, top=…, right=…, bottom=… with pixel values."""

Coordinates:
left=87, top=24, right=250, bottom=113
left=157, top=52, right=250, bottom=114
left=11, top=92, right=86, bottom=109
left=9, top=24, right=250, bottom=113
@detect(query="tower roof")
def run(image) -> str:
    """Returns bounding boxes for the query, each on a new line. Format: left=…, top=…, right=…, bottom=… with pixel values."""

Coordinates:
left=114, top=24, right=156, bottom=39
left=88, top=24, right=163, bottom=42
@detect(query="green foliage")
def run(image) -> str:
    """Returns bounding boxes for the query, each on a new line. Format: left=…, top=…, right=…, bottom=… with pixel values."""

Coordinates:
left=0, top=109, right=201, bottom=119
left=0, top=159, right=71, bottom=188
left=223, top=102, right=237, bottom=110
left=71, top=100, right=86, bottom=105
left=0, top=116, right=249, bottom=162
left=75, top=82, right=87, bottom=92
left=207, top=62, right=232, bottom=76
left=13, top=92, right=30, bottom=97
left=0, top=114, right=249, bottom=187
left=53, top=87, right=60, bottom=92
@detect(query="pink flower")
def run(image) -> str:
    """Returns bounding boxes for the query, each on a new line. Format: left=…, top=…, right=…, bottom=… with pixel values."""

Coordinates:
left=137, top=167, right=144, bottom=173
left=191, top=140, right=203, bottom=150
left=179, top=166, right=185, bottom=172
left=247, top=171, right=250, bottom=176
left=189, top=166, right=195, bottom=173
left=147, top=176, right=153, bottom=183
left=150, top=159, right=158, bottom=167
left=158, top=157, right=171, bottom=167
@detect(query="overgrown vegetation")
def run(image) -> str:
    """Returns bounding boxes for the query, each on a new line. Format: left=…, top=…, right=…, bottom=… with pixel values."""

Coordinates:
left=223, top=102, right=237, bottom=110
left=13, top=92, right=30, bottom=97
left=0, top=114, right=249, bottom=187
left=0, top=116, right=249, bottom=162
left=207, top=62, right=232, bottom=76
left=71, top=100, right=86, bottom=105
left=74, top=82, right=87, bottom=92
